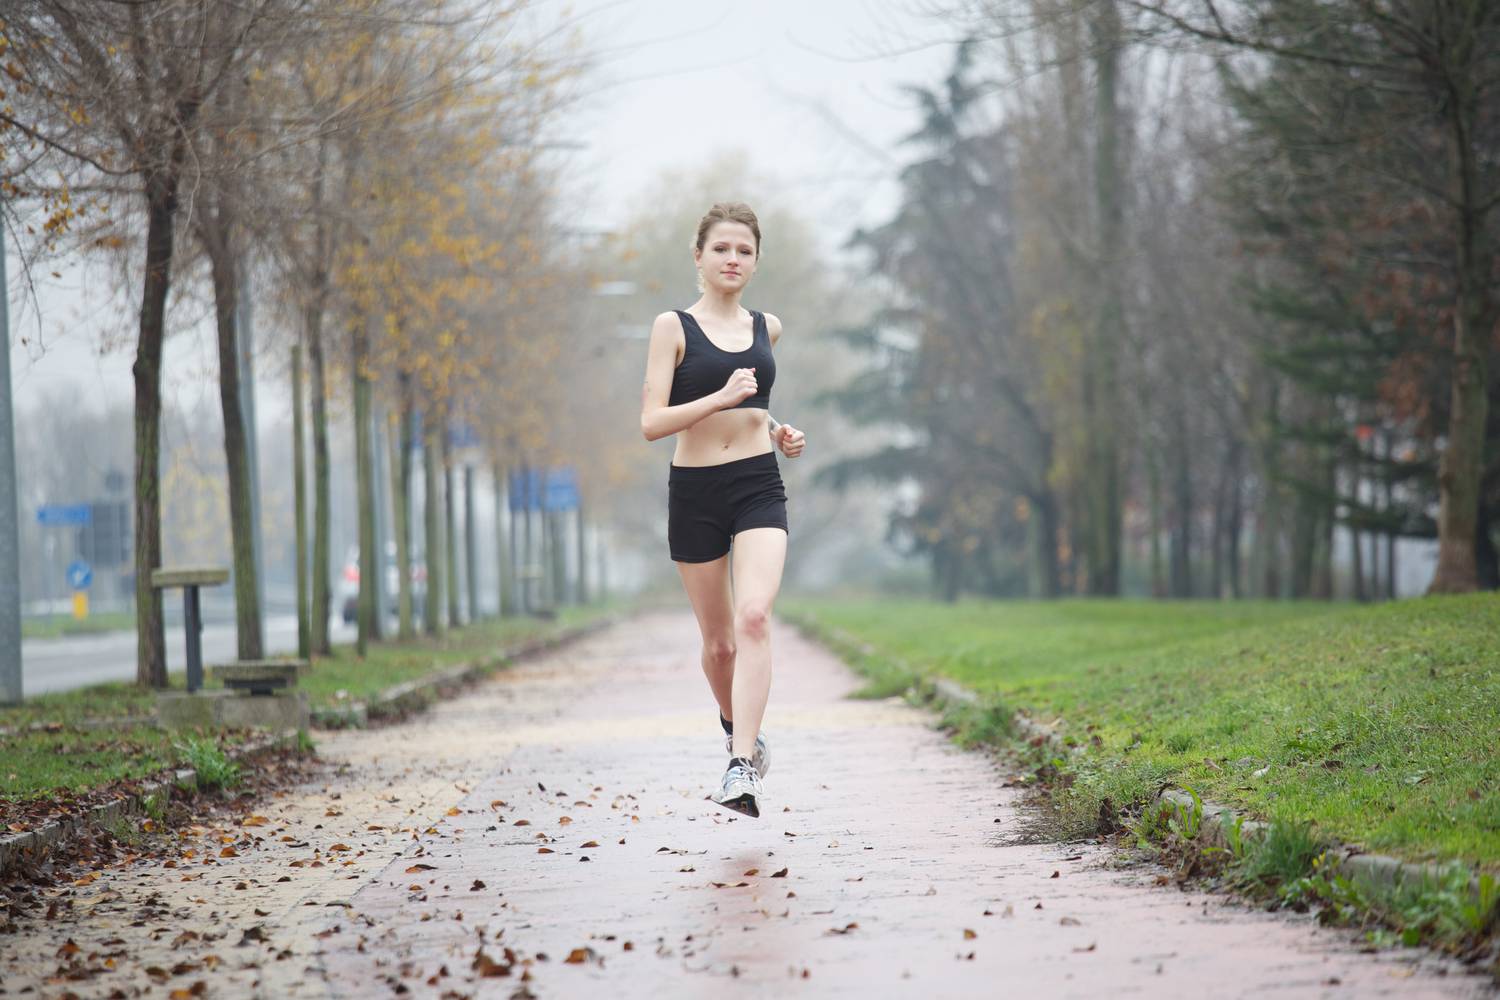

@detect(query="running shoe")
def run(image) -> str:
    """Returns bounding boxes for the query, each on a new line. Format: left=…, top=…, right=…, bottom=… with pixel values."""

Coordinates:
left=724, top=731, right=771, bottom=778
left=712, top=759, right=764, bottom=818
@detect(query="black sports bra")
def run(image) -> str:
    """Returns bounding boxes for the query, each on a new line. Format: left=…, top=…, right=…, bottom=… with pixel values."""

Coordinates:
left=667, top=309, right=775, bottom=410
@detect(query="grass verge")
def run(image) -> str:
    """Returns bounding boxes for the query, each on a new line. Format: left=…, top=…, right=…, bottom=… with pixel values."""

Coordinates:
left=21, top=611, right=138, bottom=640
left=790, top=594, right=1500, bottom=961
left=1, top=604, right=618, bottom=805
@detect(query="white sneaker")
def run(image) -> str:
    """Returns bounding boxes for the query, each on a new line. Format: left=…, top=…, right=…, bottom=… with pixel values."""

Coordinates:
left=712, top=759, right=763, bottom=818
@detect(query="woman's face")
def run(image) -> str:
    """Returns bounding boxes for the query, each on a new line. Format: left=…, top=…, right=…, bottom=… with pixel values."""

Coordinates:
left=695, top=221, right=759, bottom=293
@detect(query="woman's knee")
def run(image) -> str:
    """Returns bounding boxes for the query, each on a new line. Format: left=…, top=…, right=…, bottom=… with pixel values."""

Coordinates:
left=703, top=635, right=737, bottom=669
left=735, top=602, right=771, bottom=641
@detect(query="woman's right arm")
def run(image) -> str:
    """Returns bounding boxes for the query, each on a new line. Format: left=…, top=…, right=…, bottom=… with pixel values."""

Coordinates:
left=640, top=312, right=756, bottom=441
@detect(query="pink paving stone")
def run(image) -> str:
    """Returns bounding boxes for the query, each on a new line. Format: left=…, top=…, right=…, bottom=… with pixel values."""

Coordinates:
left=308, top=610, right=1489, bottom=999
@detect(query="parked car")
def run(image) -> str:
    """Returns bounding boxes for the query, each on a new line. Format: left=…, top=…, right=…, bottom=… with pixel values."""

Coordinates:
left=337, top=542, right=427, bottom=624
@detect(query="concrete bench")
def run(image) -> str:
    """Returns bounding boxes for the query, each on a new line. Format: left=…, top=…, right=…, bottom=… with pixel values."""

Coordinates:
left=210, top=659, right=309, bottom=695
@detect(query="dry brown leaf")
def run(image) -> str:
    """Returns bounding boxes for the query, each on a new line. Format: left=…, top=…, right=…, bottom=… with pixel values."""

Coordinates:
left=405, top=864, right=436, bottom=874
left=243, top=816, right=269, bottom=827
left=580, top=840, right=599, bottom=848
left=218, top=846, right=237, bottom=858
left=770, top=867, right=789, bottom=878
left=963, top=929, right=977, bottom=940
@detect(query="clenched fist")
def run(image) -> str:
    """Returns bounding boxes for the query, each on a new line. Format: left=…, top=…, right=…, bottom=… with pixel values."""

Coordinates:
left=718, top=367, right=758, bottom=408
left=774, top=423, right=806, bottom=458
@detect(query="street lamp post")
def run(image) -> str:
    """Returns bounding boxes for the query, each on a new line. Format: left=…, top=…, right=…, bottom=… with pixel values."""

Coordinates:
left=0, top=188, right=23, bottom=704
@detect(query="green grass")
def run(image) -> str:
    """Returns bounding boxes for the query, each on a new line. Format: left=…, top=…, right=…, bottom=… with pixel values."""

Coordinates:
left=791, top=595, right=1500, bottom=868
left=21, top=611, right=138, bottom=639
left=298, top=605, right=612, bottom=708
left=1, top=605, right=619, bottom=803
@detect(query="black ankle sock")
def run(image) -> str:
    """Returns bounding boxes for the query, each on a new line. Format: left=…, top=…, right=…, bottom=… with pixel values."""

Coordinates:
left=730, top=756, right=755, bottom=771
left=719, top=713, right=734, bottom=736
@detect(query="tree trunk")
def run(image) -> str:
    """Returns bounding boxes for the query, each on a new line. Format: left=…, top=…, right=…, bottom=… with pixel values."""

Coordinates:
left=203, top=206, right=263, bottom=660
left=292, top=342, right=310, bottom=659
left=443, top=432, right=461, bottom=628
left=1225, top=448, right=1244, bottom=598
left=576, top=503, right=588, bottom=606
left=1032, top=492, right=1061, bottom=598
left=550, top=510, right=567, bottom=606
left=1147, top=449, right=1166, bottom=597
left=494, top=460, right=513, bottom=616
left=423, top=416, right=444, bottom=635
left=1428, top=98, right=1491, bottom=593
left=464, top=463, right=479, bottom=618
left=132, top=171, right=178, bottom=688
left=352, top=318, right=376, bottom=657
left=391, top=375, right=415, bottom=640
left=1169, top=405, right=1192, bottom=598
left=307, top=283, right=332, bottom=655
left=1086, top=0, right=1125, bottom=596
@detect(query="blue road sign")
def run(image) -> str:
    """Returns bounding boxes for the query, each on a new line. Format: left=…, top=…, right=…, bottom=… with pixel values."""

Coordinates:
left=508, top=466, right=579, bottom=513
left=66, top=559, right=93, bottom=591
left=448, top=422, right=481, bottom=449
left=37, top=503, right=92, bottom=527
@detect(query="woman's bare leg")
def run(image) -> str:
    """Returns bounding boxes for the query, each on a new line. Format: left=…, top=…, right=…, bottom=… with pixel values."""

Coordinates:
left=675, top=554, right=736, bottom=720
left=727, top=527, right=787, bottom=760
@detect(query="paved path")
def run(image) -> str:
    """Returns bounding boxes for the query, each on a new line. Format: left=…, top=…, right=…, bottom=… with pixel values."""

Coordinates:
left=1, top=611, right=1487, bottom=998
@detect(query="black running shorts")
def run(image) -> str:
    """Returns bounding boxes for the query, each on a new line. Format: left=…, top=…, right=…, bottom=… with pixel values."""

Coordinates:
left=668, top=452, right=788, bottom=563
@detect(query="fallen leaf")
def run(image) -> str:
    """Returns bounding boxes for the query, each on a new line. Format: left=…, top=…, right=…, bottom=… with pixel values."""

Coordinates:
left=538, top=848, right=554, bottom=854
left=1049, top=870, right=1059, bottom=879
left=771, top=867, right=789, bottom=878
left=1059, top=916, right=1082, bottom=926
left=446, top=807, right=462, bottom=816
left=1073, top=942, right=1097, bottom=953
left=743, top=868, right=759, bottom=877
left=219, top=846, right=238, bottom=858
left=580, top=840, right=599, bottom=848
left=514, top=820, right=531, bottom=827
left=471, top=880, right=486, bottom=891
left=328, top=843, right=351, bottom=853
left=558, top=816, right=573, bottom=825
left=825, top=922, right=859, bottom=936
left=406, top=864, right=436, bottom=874
left=963, top=929, right=977, bottom=940
left=711, top=881, right=750, bottom=889
left=243, top=816, right=270, bottom=827
left=564, top=946, right=598, bottom=965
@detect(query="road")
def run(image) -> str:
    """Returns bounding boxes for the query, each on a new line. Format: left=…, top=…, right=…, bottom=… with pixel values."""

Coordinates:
left=19, top=614, right=356, bottom=695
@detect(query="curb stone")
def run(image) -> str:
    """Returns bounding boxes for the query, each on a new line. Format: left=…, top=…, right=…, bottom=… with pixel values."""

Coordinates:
left=309, top=614, right=622, bottom=729
left=0, top=728, right=300, bottom=878
left=793, top=618, right=1490, bottom=906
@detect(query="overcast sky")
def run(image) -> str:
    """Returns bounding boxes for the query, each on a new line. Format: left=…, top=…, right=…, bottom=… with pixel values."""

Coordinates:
left=5, top=1, right=960, bottom=418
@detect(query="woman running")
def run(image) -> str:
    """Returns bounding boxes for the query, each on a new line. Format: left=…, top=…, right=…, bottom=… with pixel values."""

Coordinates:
left=639, top=202, right=806, bottom=818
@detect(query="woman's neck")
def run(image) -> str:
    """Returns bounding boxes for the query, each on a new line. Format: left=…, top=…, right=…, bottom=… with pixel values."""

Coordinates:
left=691, top=288, right=744, bottom=320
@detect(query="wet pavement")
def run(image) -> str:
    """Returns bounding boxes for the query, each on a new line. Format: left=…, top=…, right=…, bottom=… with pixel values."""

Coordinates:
left=0, top=610, right=1488, bottom=998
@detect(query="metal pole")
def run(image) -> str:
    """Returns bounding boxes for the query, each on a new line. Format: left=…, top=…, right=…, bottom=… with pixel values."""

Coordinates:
left=371, top=402, right=390, bottom=632
left=0, top=191, right=22, bottom=704
left=235, top=256, right=265, bottom=645
left=184, top=585, right=203, bottom=693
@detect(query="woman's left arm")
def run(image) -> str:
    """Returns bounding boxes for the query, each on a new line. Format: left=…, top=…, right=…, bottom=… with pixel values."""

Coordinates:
left=763, top=315, right=806, bottom=458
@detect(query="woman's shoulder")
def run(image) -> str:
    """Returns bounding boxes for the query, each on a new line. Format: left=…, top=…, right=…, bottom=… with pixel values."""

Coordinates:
left=758, top=310, right=783, bottom=344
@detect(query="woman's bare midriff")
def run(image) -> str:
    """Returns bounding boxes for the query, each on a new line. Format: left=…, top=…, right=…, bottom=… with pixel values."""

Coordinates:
left=672, top=408, right=771, bottom=467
